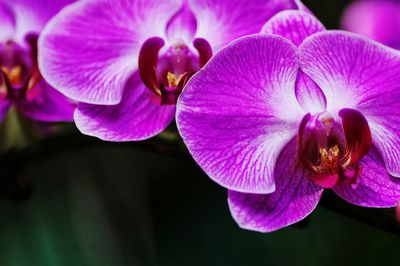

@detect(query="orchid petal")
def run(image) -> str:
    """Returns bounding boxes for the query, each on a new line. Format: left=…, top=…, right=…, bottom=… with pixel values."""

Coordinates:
left=75, top=72, right=175, bottom=141
left=295, top=71, right=326, bottom=114
left=299, top=31, right=400, bottom=177
left=341, top=0, right=400, bottom=49
left=16, top=80, right=75, bottom=122
left=294, top=0, right=312, bottom=13
left=369, top=122, right=400, bottom=178
left=333, top=147, right=400, bottom=207
left=261, top=10, right=325, bottom=47
left=38, top=0, right=181, bottom=105
left=0, top=2, right=15, bottom=42
left=189, top=0, right=299, bottom=51
left=261, top=11, right=326, bottom=114
left=3, top=0, right=75, bottom=44
left=166, top=0, right=197, bottom=43
left=228, top=139, right=323, bottom=233
left=177, top=35, right=302, bottom=193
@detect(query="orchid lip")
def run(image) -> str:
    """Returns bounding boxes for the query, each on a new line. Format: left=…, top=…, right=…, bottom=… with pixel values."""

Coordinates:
left=138, top=37, right=165, bottom=98
left=0, top=34, right=41, bottom=101
left=193, top=38, right=213, bottom=68
left=0, top=69, right=28, bottom=100
left=138, top=37, right=212, bottom=106
left=298, top=109, right=372, bottom=188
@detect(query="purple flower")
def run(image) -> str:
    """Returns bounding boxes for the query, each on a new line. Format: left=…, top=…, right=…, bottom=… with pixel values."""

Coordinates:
left=341, top=0, right=400, bottom=49
left=38, top=0, right=305, bottom=141
left=0, top=0, right=75, bottom=122
left=176, top=10, right=400, bottom=232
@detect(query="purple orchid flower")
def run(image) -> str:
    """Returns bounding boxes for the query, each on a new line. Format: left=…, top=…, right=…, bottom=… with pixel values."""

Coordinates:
left=341, top=0, right=400, bottom=49
left=38, top=0, right=306, bottom=141
left=176, top=10, right=400, bottom=232
left=0, top=0, right=75, bottom=123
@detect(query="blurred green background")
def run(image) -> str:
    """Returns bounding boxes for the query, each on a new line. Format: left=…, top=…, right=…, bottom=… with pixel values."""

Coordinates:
left=0, top=1, right=399, bottom=266
left=0, top=145, right=398, bottom=266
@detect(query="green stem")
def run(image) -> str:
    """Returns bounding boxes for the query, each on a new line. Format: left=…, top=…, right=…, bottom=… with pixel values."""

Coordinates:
left=0, top=130, right=398, bottom=235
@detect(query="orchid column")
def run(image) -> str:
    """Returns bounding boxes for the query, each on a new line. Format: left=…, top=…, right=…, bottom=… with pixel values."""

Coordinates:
left=38, top=0, right=305, bottom=141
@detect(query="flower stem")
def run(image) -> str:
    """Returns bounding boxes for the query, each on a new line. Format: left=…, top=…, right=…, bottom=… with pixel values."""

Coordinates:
left=0, top=130, right=398, bottom=235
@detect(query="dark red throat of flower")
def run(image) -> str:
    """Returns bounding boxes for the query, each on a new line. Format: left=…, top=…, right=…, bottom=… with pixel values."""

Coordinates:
left=0, top=34, right=42, bottom=101
left=138, top=36, right=212, bottom=105
left=297, top=109, right=372, bottom=188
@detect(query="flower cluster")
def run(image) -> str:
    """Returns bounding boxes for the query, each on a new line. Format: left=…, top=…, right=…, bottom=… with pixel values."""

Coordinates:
left=7, top=0, right=400, bottom=232
left=39, top=0, right=305, bottom=141
left=0, top=0, right=75, bottom=123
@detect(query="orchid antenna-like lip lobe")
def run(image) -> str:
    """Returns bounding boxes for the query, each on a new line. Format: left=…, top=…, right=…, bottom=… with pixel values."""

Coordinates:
left=138, top=37, right=165, bottom=98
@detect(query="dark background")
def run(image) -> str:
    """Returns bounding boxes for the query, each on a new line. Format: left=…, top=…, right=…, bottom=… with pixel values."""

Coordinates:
left=0, top=1, right=398, bottom=266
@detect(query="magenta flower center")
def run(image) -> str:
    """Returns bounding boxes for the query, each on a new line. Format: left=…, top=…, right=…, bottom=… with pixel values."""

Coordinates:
left=0, top=35, right=41, bottom=102
left=138, top=1, right=212, bottom=105
left=298, top=109, right=372, bottom=188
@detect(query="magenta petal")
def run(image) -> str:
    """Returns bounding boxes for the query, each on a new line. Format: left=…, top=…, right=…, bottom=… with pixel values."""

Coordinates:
left=299, top=31, right=400, bottom=113
left=15, top=80, right=75, bottom=122
left=177, top=35, right=303, bottom=193
left=341, top=0, right=400, bottom=49
left=295, top=71, right=326, bottom=113
left=228, top=140, right=323, bottom=233
left=4, top=0, right=74, bottom=43
left=261, top=10, right=325, bottom=46
left=0, top=2, right=15, bottom=42
left=333, top=147, right=400, bottom=207
left=166, top=0, right=197, bottom=43
left=294, top=0, right=312, bottom=13
left=75, top=72, right=175, bottom=142
left=370, top=123, right=400, bottom=178
left=39, top=0, right=181, bottom=105
left=300, top=31, right=400, bottom=177
left=189, top=0, right=299, bottom=50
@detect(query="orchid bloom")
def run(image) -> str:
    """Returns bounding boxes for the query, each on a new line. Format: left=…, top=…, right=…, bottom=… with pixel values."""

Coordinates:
left=176, top=10, right=400, bottom=232
left=341, top=0, right=400, bottom=49
left=38, top=0, right=306, bottom=141
left=0, top=0, right=75, bottom=122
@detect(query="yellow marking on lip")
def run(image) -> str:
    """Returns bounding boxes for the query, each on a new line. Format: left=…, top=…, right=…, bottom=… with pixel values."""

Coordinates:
left=167, top=72, right=184, bottom=88
left=318, top=145, right=340, bottom=172
left=1, top=65, right=23, bottom=85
